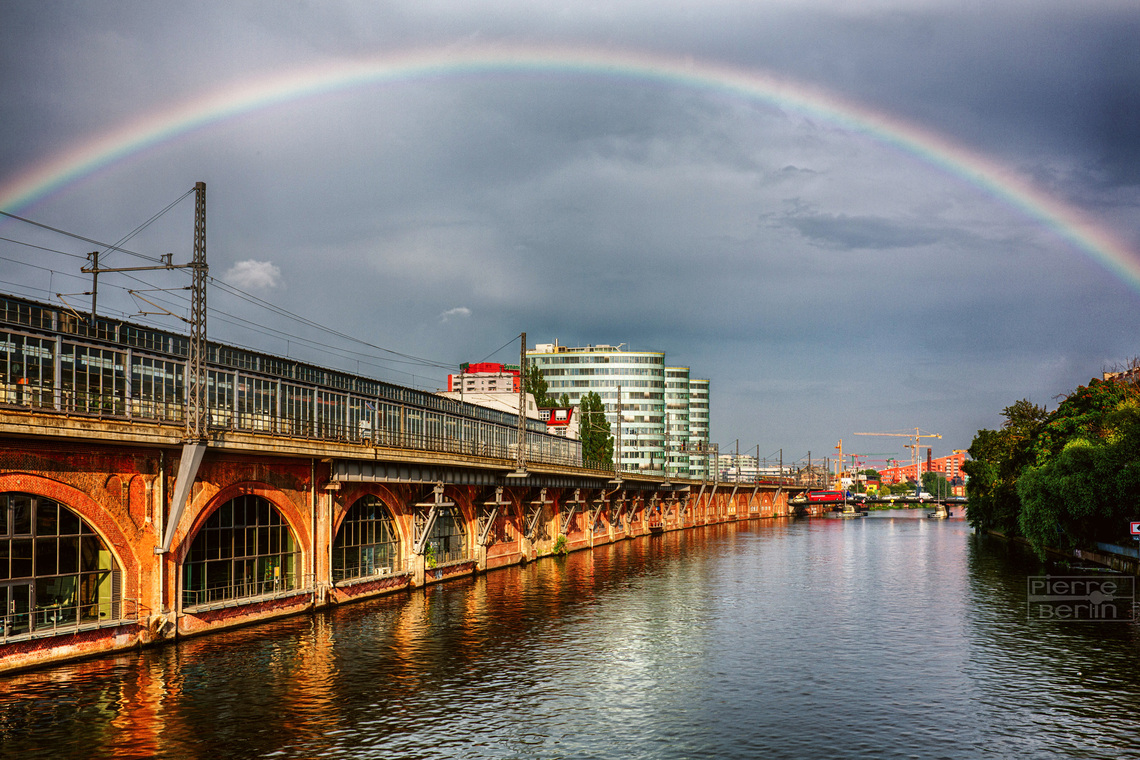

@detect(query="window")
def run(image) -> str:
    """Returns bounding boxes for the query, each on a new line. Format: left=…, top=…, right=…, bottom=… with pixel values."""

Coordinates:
left=182, top=495, right=299, bottom=609
left=425, top=507, right=467, bottom=565
left=60, top=344, right=126, bottom=415
left=0, top=332, right=55, bottom=408
left=332, top=496, right=400, bottom=581
left=0, top=493, right=120, bottom=639
left=132, top=355, right=183, bottom=421
left=237, top=377, right=277, bottom=433
left=283, top=384, right=315, bottom=437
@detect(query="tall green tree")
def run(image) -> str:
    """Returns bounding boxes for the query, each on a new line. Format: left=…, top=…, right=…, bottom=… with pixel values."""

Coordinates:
left=524, top=364, right=554, bottom=408
left=963, top=399, right=1048, bottom=534
left=1016, top=379, right=1140, bottom=557
left=921, top=471, right=951, bottom=498
left=578, top=391, right=614, bottom=466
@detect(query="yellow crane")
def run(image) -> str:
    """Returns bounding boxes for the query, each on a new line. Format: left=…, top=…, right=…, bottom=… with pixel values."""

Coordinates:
left=854, top=428, right=942, bottom=487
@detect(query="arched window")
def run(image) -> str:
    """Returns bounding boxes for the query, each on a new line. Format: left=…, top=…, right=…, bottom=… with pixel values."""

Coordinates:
left=182, top=495, right=299, bottom=609
left=332, top=495, right=400, bottom=582
left=0, top=493, right=121, bottom=639
left=426, top=506, right=467, bottom=566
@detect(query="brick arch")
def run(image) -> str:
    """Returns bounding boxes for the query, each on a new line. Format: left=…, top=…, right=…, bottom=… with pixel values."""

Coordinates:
left=503, top=487, right=528, bottom=522
left=440, top=485, right=474, bottom=529
left=172, top=481, right=311, bottom=565
left=441, top=485, right=480, bottom=557
left=332, top=485, right=407, bottom=546
left=0, top=472, right=139, bottom=595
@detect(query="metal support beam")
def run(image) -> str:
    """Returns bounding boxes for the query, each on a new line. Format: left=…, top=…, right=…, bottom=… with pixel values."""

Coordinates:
left=525, top=487, right=549, bottom=541
left=561, top=488, right=583, bottom=536
left=478, top=486, right=509, bottom=547
left=412, top=483, right=454, bottom=555
left=611, top=490, right=628, bottom=530
left=590, top=492, right=606, bottom=530
left=157, top=441, right=207, bottom=554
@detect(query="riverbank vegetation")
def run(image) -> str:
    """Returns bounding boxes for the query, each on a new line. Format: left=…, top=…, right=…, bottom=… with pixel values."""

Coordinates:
left=965, top=370, right=1140, bottom=558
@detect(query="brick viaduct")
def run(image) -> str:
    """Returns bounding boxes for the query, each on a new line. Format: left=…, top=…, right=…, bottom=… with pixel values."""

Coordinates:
left=0, top=407, right=796, bottom=674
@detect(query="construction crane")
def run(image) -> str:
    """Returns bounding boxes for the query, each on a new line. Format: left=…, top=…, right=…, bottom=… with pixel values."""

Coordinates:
left=854, top=428, right=942, bottom=486
left=841, top=452, right=898, bottom=493
left=844, top=452, right=897, bottom=472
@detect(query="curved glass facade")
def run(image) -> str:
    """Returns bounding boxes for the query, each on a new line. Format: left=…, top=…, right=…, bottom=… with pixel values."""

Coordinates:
left=529, top=344, right=666, bottom=474
left=688, top=378, right=711, bottom=479
left=182, top=495, right=299, bottom=609
left=665, top=366, right=692, bottom=479
left=332, top=495, right=401, bottom=581
left=0, top=493, right=120, bottom=638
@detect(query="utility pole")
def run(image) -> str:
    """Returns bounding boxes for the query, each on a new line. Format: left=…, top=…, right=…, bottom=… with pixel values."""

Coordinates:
left=187, top=181, right=208, bottom=441
left=88, top=250, right=98, bottom=321
left=615, top=384, right=623, bottom=479
left=86, top=180, right=210, bottom=556
left=508, top=332, right=528, bottom=478
left=80, top=181, right=208, bottom=441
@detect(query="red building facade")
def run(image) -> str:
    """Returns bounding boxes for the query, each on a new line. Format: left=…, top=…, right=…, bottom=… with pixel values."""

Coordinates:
left=447, top=363, right=520, bottom=393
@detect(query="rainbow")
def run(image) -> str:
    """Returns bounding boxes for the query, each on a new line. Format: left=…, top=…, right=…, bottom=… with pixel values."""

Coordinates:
left=2, top=44, right=1138, bottom=290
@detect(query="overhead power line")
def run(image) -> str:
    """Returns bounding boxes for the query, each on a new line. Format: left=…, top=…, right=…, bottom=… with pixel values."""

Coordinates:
left=1, top=197, right=463, bottom=381
left=0, top=209, right=154, bottom=262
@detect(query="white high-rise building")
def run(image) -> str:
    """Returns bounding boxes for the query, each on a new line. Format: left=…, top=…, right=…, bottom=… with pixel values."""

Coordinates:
left=664, top=366, right=691, bottom=479
left=529, top=342, right=711, bottom=478
left=688, top=378, right=711, bottom=479
left=529, top=342, right=666, bottom=474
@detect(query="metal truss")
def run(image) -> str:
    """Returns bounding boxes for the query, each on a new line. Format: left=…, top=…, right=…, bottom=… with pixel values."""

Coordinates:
left=412, top=483, right=455, bottom=555
left=477, top=486, right=510, bottom=547
left=525, top=488, right=551, bottom=542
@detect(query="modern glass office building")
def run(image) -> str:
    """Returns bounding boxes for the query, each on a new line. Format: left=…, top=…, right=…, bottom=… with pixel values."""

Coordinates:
left=529, top=343, right=665, bottom=473
left=664, top=366, right=691, bottom=479
left=688, top=378, right=711, bottom=479
left=529, top=342, right=711, bottom=478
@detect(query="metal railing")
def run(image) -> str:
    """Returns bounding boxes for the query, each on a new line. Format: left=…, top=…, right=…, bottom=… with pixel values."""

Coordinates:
left=0, top=381, right=587, bottom=470
left=424, top=542, right=468, bottom=567
left=1, top=598, right=140, bottom=643
left=331, top=558, right=411, bottom=584
left=181, top=569, right=310, bottom=610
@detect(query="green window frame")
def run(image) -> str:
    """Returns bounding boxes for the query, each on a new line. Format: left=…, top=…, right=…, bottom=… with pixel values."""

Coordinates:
left=182, top=495, right=299, bottom=609
left=332, top=496, right=401, bottom=582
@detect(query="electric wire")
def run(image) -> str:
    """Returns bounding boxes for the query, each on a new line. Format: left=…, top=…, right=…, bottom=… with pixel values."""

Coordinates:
left=0, top=236, right=88, bottom=259
left=0, top=199, right=465, bottom=385
left=98, top=187, right=195, bottom=264
left=42, top=269, right=448, bottom=386
left=0, top=254, right=89, bottom=282
left=209, top=278, right=455, bottom=370
left=477, top=335, right=522, bottom=365
left=0, top=209, right=152, bottom=261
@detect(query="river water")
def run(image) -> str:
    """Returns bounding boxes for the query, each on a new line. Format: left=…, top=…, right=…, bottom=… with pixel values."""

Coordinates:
left=3, top=510, right=1140, bottom=759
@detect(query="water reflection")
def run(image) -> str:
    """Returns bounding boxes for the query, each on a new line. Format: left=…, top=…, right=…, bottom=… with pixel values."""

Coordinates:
left=2, top=512, right=1140, bottom=759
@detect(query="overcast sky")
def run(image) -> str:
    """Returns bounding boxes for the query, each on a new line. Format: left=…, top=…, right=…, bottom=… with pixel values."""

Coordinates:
left=1, top=1, right=1138, bottom=467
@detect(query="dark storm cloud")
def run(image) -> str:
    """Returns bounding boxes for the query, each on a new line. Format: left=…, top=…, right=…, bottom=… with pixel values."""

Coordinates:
left=1, top=0, right=1139, bottom=458
left=785, top=213, right=946, bottom=250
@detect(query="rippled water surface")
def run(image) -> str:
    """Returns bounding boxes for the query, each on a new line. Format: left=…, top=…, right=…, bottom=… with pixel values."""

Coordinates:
left=4, top=511, right=1140, bottom=759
